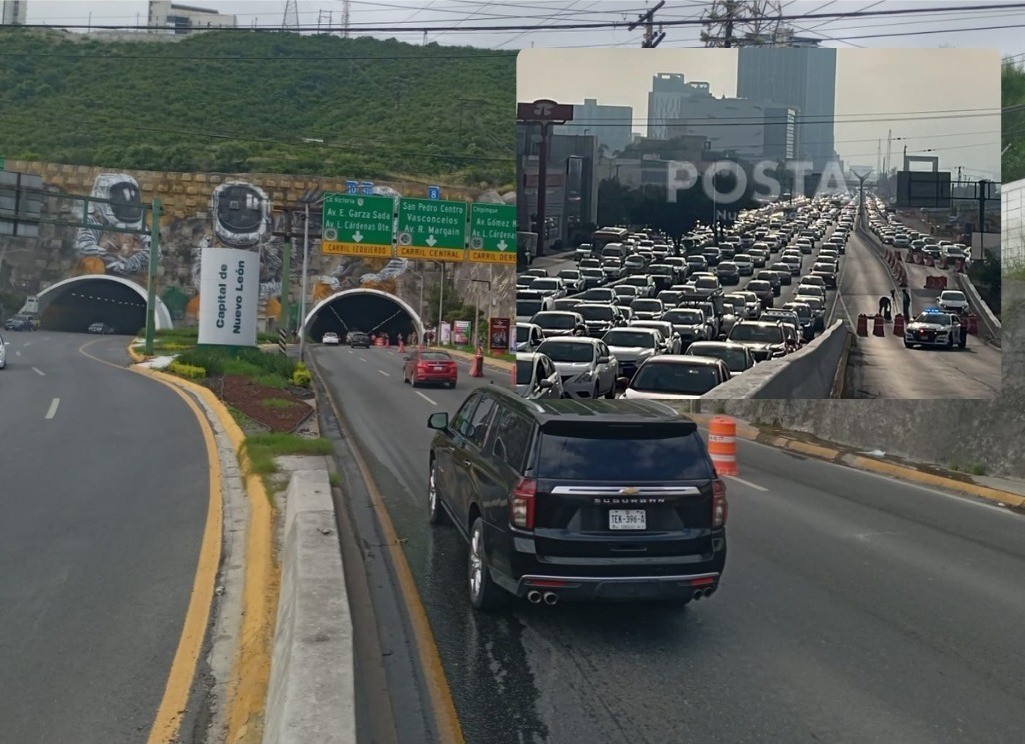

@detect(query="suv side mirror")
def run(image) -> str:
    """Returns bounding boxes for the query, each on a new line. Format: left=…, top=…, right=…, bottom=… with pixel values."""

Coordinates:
left=597, top=355, right=610, bottom=365
left=538, top=378, right=554, bottom=389
left=615, top=376, right=630, bottom=390
left=427, top=412, right=449, bottom=431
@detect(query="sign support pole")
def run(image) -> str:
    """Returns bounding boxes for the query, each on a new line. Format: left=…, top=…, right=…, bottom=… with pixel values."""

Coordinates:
left=279, top=236, right=292, bottom=338
left=144, top=198, right=161, bottom=356
left=299, top=203, right=311, bottom=361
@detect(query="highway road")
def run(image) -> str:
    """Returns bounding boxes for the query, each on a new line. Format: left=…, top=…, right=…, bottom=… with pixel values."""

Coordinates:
left=315, top=344, right=1025, bottom=744
left=0, top=331, right=210, bottom=743
left=840, top=229, right=1001, bottom=398
left=528, top=226, right=999, bottom=399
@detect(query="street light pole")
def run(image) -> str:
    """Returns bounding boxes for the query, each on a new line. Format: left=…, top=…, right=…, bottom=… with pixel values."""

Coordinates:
left=144, top=198, right=161, bottom=356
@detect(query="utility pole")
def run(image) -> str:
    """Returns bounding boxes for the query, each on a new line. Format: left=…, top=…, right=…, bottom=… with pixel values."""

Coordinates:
left=516, top=100, right=575, bottom=259
left=629, top=1, right=666, bottom=48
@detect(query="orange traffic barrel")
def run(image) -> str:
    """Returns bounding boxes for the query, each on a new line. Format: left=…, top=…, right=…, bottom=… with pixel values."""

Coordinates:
left=873, top=314, right=885, bottom=336
left=893, top=314, right=905, bottom=335
left=967, top=314, right=979, bottom=335
left=708, top=416, right=739, bottom=476
left=856, top=314, right=868, bottom=336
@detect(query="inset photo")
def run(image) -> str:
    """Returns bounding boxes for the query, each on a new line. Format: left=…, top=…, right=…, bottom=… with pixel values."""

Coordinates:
left=515, top=47, right=1001, bottom=400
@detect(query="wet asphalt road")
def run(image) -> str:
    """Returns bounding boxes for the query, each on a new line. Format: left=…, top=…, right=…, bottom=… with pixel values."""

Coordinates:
left=0, top=332, right=209, bottom=743
left=314, top=344, right=1025, bottom=744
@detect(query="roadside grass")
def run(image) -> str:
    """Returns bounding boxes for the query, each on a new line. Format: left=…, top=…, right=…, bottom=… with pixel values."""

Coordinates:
left=259, top=398, right=294, bottom=409
left=951, top=461, right=988, bottom=476
left=241, top=433, right=335, bottom=502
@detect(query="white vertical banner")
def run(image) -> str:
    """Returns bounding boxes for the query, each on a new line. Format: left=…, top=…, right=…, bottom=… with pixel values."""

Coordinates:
left=197, top=247, right=260, bottom=346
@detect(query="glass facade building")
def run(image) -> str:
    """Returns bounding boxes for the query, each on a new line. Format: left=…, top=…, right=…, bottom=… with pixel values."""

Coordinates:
left=737, top=47, right=837, bottom=168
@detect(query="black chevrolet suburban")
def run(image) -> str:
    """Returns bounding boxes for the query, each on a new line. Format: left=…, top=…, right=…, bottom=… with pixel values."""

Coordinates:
left=426, top=388, right=728, bottom=611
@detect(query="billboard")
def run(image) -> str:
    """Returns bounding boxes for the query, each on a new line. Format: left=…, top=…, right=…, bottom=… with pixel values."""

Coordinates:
left=197, top=247, right=260, bottom=346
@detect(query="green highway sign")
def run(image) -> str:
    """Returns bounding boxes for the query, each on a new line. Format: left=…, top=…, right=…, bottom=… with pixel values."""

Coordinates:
left=468, top=203, right=516, bottom=265
left=396, top=197, right=467, bottom=259
left=321, top=193, right=395, bottom=258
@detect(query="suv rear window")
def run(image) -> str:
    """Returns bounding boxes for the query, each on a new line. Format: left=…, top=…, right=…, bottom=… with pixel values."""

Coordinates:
left=536, top=425, right=713, bottom=481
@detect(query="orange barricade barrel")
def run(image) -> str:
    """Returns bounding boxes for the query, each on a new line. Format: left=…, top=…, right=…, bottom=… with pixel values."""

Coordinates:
left=856, top=314, right=868, bottom=336
left=939, top=276, right=948, bottom=290
left=939, top=258, right=948, bottom=270
left=375, top=337, right=384, bottom=346
left=925, top=255, right=934, bottom=267
left=708, top=416, right=739, bottom=476
left=893, top=314, right=905, bottom=335
left=895, top=250, right=902, bottom=262
left=873, top=314, right=885, bottom=336
left=967, top=314, right=979, bottom=335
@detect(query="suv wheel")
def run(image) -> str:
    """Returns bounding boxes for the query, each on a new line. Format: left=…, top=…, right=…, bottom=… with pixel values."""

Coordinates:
left=427, top=459, right=448, bottom=525
left=468, top=517, right=505, bottom=611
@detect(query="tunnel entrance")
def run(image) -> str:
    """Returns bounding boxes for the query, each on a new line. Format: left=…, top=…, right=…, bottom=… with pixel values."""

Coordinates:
left=304, top=289, right=424, bottom=345
left=35, top=276, right=173, bottom=334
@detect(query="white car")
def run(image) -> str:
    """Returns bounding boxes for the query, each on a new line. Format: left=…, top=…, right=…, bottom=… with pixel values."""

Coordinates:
left=937, top=290, right=969, bottom=314
left=620, top=355, right=732, bottom=400
left=904, top=308, right=965, bottom=349
left=535, top=337, right=618, bottom=400
left=600, top=327, right=664, bottom=380
left=0, top=333, right=7, bottom=369
left=322, top=332, right=340, bottom=345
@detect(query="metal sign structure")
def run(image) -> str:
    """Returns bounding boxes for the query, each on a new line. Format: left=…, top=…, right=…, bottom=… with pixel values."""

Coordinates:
left=397, top=197, right=467, bottom=261
left=468, top=203, right=516, bottom=265
left=321, top=193, right=394, bottom=258
left=515, top=99, right=575, bottom=258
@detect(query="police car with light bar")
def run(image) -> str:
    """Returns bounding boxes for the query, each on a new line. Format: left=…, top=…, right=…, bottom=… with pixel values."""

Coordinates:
left=904, top=307, right=966, bottom=350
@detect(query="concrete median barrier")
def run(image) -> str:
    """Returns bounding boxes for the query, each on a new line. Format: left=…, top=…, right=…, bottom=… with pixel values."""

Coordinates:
left=955, top=272, right=1000, bottom=345
left=263, top=470, right=355, bottom=744
left=702, top=320, right=851, bottom=399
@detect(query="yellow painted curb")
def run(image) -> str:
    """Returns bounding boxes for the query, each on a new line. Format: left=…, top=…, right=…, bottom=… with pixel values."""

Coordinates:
left=847, top=456, right=1025, bottom=508
left=132, top=370, right=223, bottom=744
left=136, top=366, right=278, bottom=744
left=784, top=440, right=841, bottom=459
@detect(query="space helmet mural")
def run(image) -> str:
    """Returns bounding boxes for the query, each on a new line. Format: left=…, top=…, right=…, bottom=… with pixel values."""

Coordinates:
left=74, top=173, right=157, bottom=278
left=181, top=181, right=288, bottom=321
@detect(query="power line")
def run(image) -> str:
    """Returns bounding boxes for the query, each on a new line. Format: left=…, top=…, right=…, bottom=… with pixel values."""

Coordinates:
left=5, top=2, right=1025, bottom=34
left=628, top=1, right=667, bottom=48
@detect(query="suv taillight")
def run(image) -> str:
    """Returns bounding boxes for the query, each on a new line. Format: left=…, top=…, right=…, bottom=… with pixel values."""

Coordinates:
left=711, top=478, right=728, bottom=528
left=510, top=477, right=536, bottom=529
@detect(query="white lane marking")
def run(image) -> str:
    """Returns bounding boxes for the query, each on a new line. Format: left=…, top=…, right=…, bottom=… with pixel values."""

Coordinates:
left=32, top=366, right=45, bottom=376
left=725, top=475, right=768, bottom=492
left=416, top=391, right=438, bottom=405
left=45, top=397, right=60, bottom=420
left=359, top=356, right=367, bottom=362
left=15, top=350, right=21, bottom=356
left=378, top=369, right=390, bottom=377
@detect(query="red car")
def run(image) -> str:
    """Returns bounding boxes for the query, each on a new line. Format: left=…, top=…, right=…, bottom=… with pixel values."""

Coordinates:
left=403, top=349, right=458, bottom=388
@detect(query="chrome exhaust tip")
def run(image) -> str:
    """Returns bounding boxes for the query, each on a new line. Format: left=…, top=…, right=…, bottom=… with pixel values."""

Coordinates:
left=542, top=591, right=559, bottom=606
left=527, top=590, right=543, bottom=604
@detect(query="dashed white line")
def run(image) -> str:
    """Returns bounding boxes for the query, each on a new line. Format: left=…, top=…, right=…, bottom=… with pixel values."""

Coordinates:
left=725, top=475, right=768, bottom=492
left=378, top=369, right=390, bottom=377
left=358, top=356, right=367, bottom=362
left=45, top=397, right=60, bottom=420
left=416, top=391, right=437, bottom=405
left=32, top=366, right=45, bottom=376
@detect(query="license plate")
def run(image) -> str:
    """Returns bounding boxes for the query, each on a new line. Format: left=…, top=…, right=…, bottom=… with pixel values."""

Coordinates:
left=609, top=509, right=646, bottom=530
left=432, top=365, right=445, bottom=371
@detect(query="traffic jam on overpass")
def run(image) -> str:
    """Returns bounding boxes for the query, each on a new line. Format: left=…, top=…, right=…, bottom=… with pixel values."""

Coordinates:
left=515, top=189, right=1000, bottom=400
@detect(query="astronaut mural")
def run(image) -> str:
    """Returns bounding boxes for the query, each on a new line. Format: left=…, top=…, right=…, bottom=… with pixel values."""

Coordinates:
left=75, top=173, right=155, bottom=278
left=183, top=181, right=287, bottom=321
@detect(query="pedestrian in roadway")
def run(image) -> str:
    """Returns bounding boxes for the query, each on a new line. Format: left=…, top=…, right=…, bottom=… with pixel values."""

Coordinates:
left=902, top=288, right=911, bottom=319
left=878, top=295, right=892, bottom=321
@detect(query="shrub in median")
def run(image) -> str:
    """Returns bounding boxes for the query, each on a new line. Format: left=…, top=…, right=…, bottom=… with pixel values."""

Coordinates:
left=168, top=360, right=207, bottom=379
left=292, top=363, right=312, bottom=388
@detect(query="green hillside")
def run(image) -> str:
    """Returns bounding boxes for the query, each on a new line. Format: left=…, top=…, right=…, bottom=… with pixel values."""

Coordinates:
left=0, top=27, right=516, bottom=185
left=1004, top=58, right=1025, bottom=183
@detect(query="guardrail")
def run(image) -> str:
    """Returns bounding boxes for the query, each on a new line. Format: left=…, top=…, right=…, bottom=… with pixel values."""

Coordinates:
left=700, top=320, right=851, bottom=399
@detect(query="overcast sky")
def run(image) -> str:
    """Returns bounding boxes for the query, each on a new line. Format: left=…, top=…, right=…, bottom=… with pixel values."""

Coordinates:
left=14, top=1, right=1025, bottom=56
left=518, top=47, right=1002, bottom=179
left=10, top=1, right=1015, bottom=179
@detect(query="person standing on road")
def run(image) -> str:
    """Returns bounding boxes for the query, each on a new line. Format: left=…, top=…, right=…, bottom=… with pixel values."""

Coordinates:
left=878, top=295, right=892, bottom=320
left=902, top=288, right=911, bottom=318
